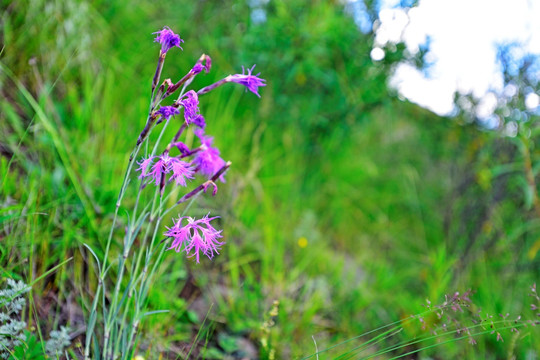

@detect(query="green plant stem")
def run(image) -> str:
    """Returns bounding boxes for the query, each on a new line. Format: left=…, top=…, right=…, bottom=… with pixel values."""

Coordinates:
left=521, top=136, right=540, bottom=218
left=85, top=142, right=141, bottom=360
left=384, top=323, right=524, bottom=360
left=125, top=196, right=164, bottom=357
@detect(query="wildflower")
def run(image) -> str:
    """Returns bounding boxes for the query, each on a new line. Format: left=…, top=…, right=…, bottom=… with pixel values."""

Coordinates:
left=193, top=129, right=227, bottom=182
left=156, top=106, right=180, bottom=122
left=164, top=214, right=224, bottom=263
left=297, top=237, right=308, bottom=248
left=228, top=65, right=266, bottom=97
left=178, top=91, right=205, bottom=128
left=146, top=154, right=173, bottom=186
left=137, top=155, right=194, bottom=187
left=191, top=63, right=205, bottom=76
left=169, top=159, right=195, bottom=186
left=153, top=26, right=184, bottom=54
left=137, top=157, right=155, bottom=179
left=191, top=54, right=212, bottom=75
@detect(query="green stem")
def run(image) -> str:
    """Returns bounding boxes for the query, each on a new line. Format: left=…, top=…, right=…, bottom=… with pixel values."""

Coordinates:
left=85, top=143, right=140, bottom=360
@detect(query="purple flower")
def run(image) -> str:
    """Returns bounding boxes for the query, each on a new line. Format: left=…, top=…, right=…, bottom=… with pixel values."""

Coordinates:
left=169, top=158, right=195, bottom=186
left=137, top=157, right=155, bottom=179
left=191, top=63, right=205, bottom=75
left=179, top=91, right=205, bottom=128
left=164, top=214, right=224, bottom=263
left=191, top=54, right=212, bottom=75
left=228, top=65, right=266, bottom=97
left=193, top=129, right=227, bottom=182
left=156, top=106, right=180, bottom=121
left=137, top=154, right=194, bottom=187
left=153, top=26, right=184, bottom=54
left=147, top=154, right=173, bottom=186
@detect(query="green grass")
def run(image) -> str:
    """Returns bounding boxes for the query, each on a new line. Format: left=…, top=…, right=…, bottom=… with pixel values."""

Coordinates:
left=1, top=0, right=539, bottom=358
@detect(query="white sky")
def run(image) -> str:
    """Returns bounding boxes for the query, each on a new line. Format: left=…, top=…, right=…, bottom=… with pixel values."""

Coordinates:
left=370, top=0, right=540, bottom=116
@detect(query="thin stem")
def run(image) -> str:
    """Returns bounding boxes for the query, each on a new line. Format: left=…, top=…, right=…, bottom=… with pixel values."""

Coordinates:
left=197, top=78, right=229, bottom=96
left=151, top=117, right=172, bottom=156
left=521, top=136, right=540, bottom=218
left=126, top=195, right=164, bottom=353
left=152, top=53, right=166, bottom=93
left=85, top=143, right=140, bottom=359
left=164, top=123, right=188, bottom=155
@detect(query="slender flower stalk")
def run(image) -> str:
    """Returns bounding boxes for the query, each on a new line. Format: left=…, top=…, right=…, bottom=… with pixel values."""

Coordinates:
left=165, top=54, right=212, bottom=97
left=197, top=64, right=267, bottom=96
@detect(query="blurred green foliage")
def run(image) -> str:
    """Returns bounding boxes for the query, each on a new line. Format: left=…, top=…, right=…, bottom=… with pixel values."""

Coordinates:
left=1, top=0, right=539, bottom=358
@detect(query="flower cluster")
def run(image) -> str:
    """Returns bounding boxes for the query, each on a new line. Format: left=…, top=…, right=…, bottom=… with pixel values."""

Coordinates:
left=135, top=27, right=266, bottom=262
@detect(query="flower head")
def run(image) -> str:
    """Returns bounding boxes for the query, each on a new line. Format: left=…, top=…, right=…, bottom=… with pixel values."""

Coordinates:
left=191, top=63, right=205, bottom=76
left=191, top=54, right=212, bottom=75
left=147, top=154, right=173, bottom=186
left=179, top=90, right=205, bottom=128
left=156, top=106, right=180, bottom=122
left=228, top=65, right=266, bottom=97
left=169, top=158, right=195, bottom=186
left=164, top=214, right=224, bottom=263
left=193, top=129, right=227, bottom=182
left=137, top=154, right=194, bottom=187
left=153, top=27, right=184, bottom=54
left=137, top=157, right=155, bottom=179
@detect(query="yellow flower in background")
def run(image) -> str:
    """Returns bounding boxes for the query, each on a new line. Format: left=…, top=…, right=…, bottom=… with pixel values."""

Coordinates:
left=133, top=356, right=145, bottom=360
left=528, top=238, right=540, bottom=260
left=297, top=236, right=308, bottom=248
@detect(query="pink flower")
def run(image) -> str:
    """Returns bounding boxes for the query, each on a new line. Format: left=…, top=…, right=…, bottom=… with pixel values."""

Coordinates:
left=228, top=65, right=266, bottom=97
left=137, top=154, right=194, bottom=187
left=164, top=214, right=224, bottom=263
left=179, top=90, right=205, bottom=128
left=193, top=129, right=227, bottom=182
left=156, top=106, right=180, bottom=122
left=170, top=159, right=195, bottom=186
left=153, top=26, right=184, bottom=54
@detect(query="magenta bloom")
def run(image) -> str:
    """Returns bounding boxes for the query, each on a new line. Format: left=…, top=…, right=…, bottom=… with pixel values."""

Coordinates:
left=179, top=91, right=205, bottom=128
left=229, top=65, right=266, bottom=97
left=170, top=158, right=195, bottom=186
left=156, top=106, right=180, bottom=121
left=165, top=214, right=224, bottom=263
left=153, top=26, right=184, bottom=54
left=191, top=55, right=212, bottom=75
left=191, top=63, right=205, bottom=75
left=137, top=157, right=154, bottom=179
left=193, top=129, right=227, bottom=182
left=147, top=154, right=173, bottom=186
left=137, top=154, right=194, bottom=187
